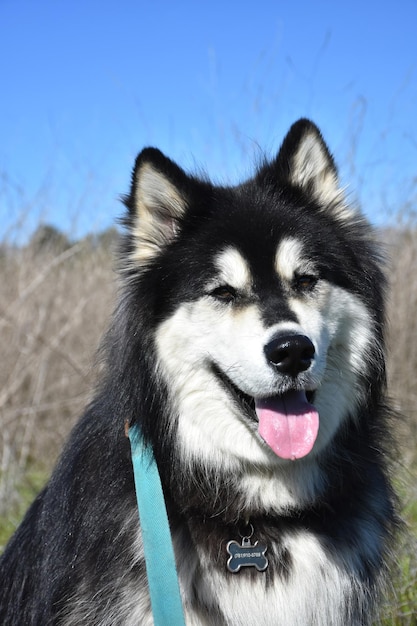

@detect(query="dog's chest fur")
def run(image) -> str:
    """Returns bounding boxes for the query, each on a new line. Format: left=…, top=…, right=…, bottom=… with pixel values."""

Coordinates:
left=59, top=510, right=372, bottom=626
left=111, top=522, right=368, bottom=626
left=180, top=520, right=372, bottom=626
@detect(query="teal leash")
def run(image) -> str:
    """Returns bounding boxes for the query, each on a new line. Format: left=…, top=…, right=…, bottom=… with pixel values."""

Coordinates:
left=128, top=423, right=186, bottom=626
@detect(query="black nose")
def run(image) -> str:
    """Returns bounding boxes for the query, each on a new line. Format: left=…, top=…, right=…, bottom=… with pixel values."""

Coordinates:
left=264, top=334, right=315, bottom=377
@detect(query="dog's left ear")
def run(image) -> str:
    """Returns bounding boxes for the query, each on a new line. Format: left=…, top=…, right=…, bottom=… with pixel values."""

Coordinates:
left=274, top=119, right=348, bottom=215
left=126, top=148, right=189, bottom=264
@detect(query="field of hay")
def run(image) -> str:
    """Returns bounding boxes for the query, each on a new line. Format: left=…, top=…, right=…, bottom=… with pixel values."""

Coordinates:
left=0, top=223, right=416, bottom=622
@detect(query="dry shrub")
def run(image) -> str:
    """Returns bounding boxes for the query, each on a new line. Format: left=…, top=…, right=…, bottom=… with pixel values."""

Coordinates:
left=385, top=228, right=417, bottom=469
left=0, top=233, right=116, bottom=515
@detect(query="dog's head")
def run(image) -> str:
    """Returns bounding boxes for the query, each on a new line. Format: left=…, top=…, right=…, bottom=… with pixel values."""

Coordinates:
left=122, top=119, right=385, bottom=476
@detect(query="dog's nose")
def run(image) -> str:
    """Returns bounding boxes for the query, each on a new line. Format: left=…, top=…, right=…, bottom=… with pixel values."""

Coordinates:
left=264, top=334, right=315, bottom=377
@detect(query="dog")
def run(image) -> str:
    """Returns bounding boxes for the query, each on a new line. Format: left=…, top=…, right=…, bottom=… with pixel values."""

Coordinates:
left=0, top=119, right=397, bottom=625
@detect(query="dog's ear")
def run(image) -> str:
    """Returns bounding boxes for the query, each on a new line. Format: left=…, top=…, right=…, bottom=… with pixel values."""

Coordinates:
left=125, top=148, right=189, bottom=264
left=274, top=119, right=350, bottom=218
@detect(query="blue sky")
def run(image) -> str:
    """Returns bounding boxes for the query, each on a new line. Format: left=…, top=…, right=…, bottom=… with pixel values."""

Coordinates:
left=1, top=0, right=416, bottom=242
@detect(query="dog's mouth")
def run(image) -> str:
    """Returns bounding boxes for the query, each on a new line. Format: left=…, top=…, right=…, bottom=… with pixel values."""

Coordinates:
left=212, top=365, right=256, bottom=414
left=212, top=364, right=319, bottom=461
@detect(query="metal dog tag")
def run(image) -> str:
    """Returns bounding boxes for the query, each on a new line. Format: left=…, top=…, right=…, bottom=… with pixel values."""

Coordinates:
left=226, top=535, right=268, bottom=573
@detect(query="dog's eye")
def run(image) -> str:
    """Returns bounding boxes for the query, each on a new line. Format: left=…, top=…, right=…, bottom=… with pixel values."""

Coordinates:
left=210, top=285, right=237, bottom=303
left=293, top=274, right=318, bottom=293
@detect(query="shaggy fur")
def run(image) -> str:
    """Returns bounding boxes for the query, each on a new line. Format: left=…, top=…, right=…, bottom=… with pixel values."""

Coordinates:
left=0, top=119, right=397, bottom=625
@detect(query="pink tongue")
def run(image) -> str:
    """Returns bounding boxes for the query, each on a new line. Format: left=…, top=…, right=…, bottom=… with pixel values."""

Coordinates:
left=255, top=391, right=319, bottom=460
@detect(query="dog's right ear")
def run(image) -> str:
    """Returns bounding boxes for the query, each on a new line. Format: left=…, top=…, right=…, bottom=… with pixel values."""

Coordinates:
left=125, top=148, right=189, bottom=265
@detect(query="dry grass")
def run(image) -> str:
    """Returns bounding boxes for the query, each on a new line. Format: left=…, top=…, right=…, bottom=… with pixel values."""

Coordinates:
left=0, top=224, right=416, bottom=622
left=382, top=227, right=417, bottom=624
left=386, top=228, right=417, bottom=466
left=0, top=232, right=116, bottom=518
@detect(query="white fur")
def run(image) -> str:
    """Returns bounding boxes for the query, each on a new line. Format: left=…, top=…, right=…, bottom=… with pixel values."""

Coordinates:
left=274, top=237, right=316, bottom=281
left=273, top=237, right=374, bottom=454
left=61, top=520, right=374, bottom=626
left=176, top=528, right=367, bottom=626
left=130, top=163, right=187, bottom=264
left=154, top=243, right=373, bottom=515
left=289, top=130, right=353, bottom=221
left=214, top=247, right=252, bottom=292
left=155, top=298, right=327, bottom=512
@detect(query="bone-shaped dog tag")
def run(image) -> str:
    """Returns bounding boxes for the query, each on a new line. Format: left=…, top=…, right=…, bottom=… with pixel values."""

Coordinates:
left=226, top=536, right=268, bottom=573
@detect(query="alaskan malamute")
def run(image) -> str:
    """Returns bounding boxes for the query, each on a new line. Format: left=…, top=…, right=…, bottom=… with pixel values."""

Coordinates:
left=0, top=119, right=397, bottom=625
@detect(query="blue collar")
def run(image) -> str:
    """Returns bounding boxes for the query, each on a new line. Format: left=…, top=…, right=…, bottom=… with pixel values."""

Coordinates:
left=128, top=424, right=186, bottom=625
